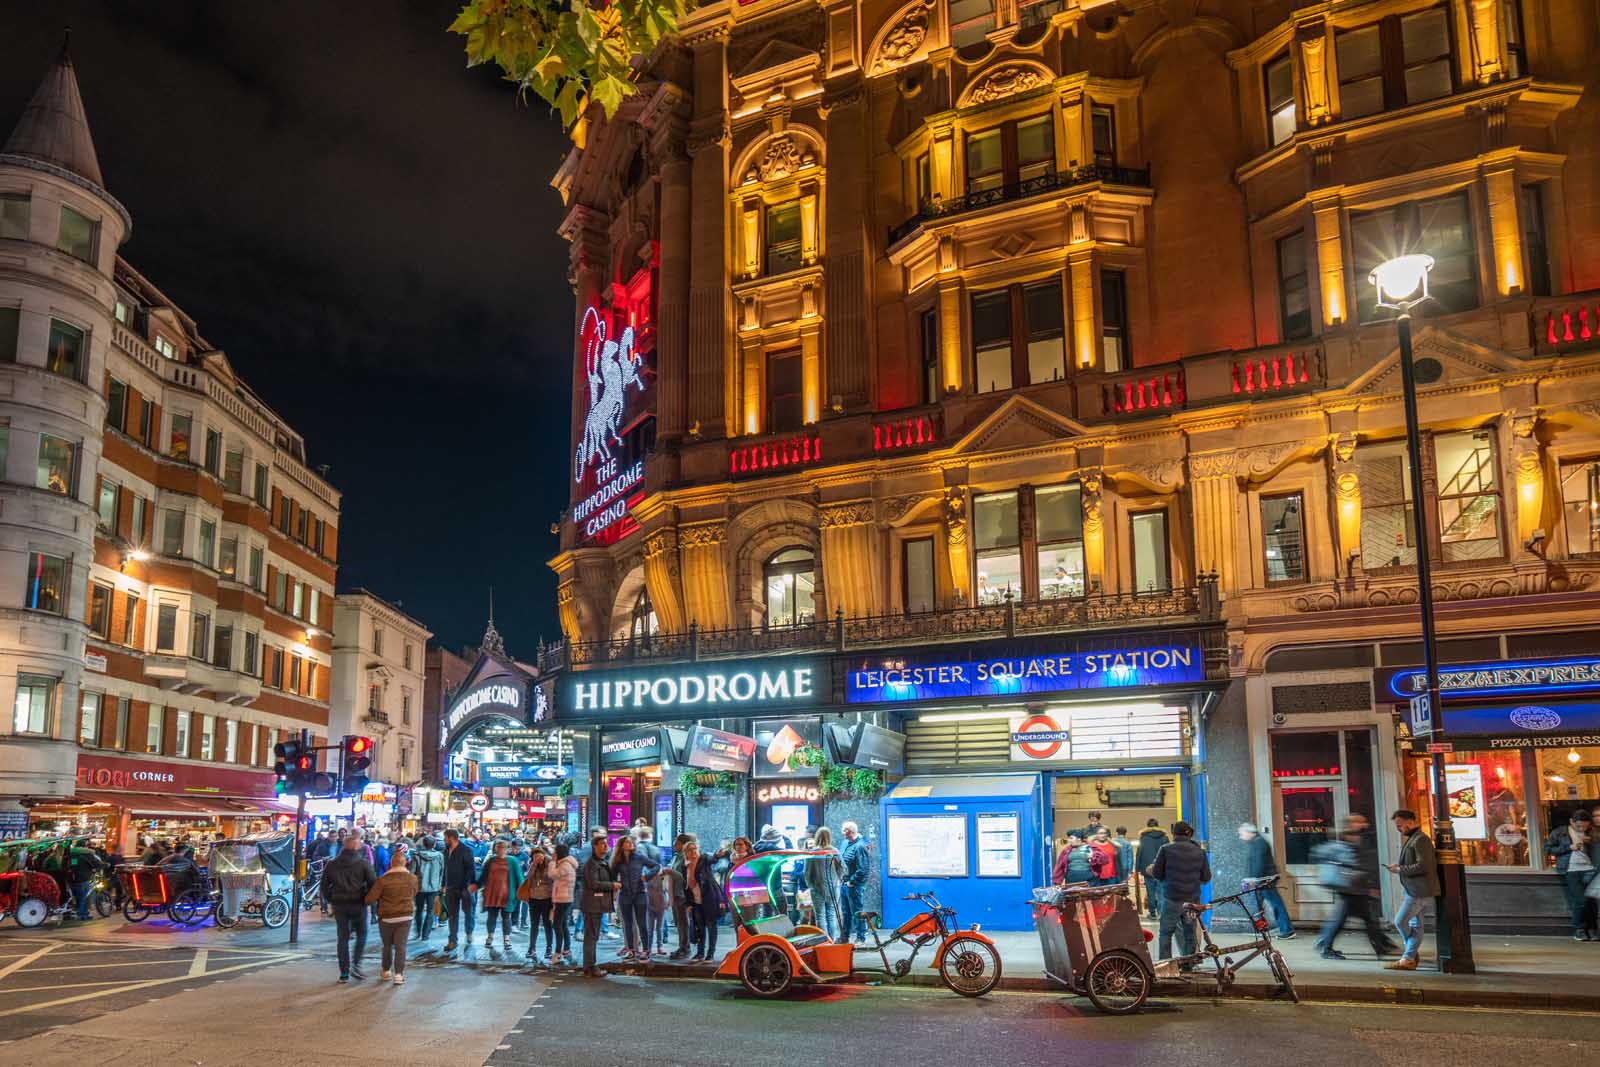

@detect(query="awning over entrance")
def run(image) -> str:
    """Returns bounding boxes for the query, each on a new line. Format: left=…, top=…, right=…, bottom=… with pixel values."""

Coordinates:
left=63, top=791, right=270, bottom=817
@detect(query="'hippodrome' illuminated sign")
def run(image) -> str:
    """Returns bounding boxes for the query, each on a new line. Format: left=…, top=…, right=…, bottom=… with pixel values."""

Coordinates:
left=559, top=659, right=823, bottom=723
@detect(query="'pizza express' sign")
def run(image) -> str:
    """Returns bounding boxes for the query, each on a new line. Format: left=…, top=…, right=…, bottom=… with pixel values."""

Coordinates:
left=1384, top=656, right=1600, bottom=701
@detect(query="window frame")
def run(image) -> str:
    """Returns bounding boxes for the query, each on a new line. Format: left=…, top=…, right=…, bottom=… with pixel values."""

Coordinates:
left=13, top=674, right=56, bottom=736
left=970, top=278, right=1066, bottom=394
left=973, top=490, right=1023, bottom=605
left=1276, top=229, right=1313, bottom=341
left=762, top=547, right=817, bottom=628
left=1129, top=508, right=1172, bottom=593
left=1335, top=6, right=1457, bottom=120
left=901, top=535, right=936, bottom=615
left=1560, top=458, right=1600, bottom=557
left=765, top=347, right=804, bottom=433
left=1100, top=270, right=1129, bottom=372
left=1349, top=191, right=1478, bottom=324
left=57, top=204, right=99, bottom=263
left=79, top=690, right=101, bottom=747
left=36, top=432, right=78, bottom=496
left=1434, top=428, right=1505, bottom=563
left=763, top=199, right=803, bottom=277
left=45, top=318, right=86, bottom=381
left=24, top=550, right=69, bottom=615
left=963, top=114, right=1056, bottom=198
left=1264, top=52, right=1296, bottom=147
left=88, top=580, right=113, bottom=638
left=1261, top=491, right=1309, bottom=585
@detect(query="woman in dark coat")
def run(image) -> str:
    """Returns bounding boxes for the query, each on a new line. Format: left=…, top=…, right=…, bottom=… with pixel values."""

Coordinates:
left=681, top=840, right=725, bottom=962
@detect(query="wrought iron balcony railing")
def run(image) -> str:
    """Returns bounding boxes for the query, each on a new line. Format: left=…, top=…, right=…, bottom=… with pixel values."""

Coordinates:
left=888, top=163, right=1153, bottom=246
left=540, top=578, right=1219, bottom=672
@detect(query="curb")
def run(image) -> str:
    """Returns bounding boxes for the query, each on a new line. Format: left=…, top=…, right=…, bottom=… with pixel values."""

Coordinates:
left=598, top=960, right=1600, bottom=1013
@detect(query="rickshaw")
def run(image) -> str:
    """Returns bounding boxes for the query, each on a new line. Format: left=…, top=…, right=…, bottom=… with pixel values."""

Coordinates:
left=209, top=831, right=293, bottom=929
left=116, top=856, right=213, bottom=925
left=715, top=850, right=1002, bottom=998
left=1029, top=876, right=1298, bottom=1014
left=0, top=837, right=68, bottom=928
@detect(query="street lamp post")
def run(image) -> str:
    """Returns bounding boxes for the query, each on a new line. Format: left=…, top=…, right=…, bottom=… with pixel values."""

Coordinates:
left=1369, top=254, right=1475, bottom=974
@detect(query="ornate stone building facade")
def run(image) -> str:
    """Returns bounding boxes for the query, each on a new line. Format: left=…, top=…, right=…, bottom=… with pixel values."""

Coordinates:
left=548, top=1, right=1600, bottom=931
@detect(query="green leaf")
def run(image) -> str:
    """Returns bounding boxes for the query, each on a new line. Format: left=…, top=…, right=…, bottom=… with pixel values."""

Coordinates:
left=589, top=72, right=632, bottom=117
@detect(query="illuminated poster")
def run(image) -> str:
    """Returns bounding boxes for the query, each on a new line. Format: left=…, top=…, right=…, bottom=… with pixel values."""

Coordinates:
left=1443, top=764, right=1487, bottom=840
left=888, top=813, right=968, bottom=879
left=976, top=813, right=1020, bottom=878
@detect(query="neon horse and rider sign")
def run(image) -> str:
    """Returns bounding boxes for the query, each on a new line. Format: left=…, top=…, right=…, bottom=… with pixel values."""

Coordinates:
left=572, top=303, right=649, bottom=541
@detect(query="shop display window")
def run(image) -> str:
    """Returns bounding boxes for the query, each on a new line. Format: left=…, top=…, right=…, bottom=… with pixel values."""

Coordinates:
left=1536, top=745, right=1600, bottom=841
left=1403, top=750, right=1528, bottom=867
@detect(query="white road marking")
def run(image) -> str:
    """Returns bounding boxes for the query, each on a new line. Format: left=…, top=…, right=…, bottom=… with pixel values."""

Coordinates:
left=0, top=943, right=59, bottom=981
left=0, top=955, right=302, bottom=1019
left=9, top=959, right=203, bottom=973
left=0, top=979, right=130, bottom=994
left=187, top=950, right=209, bottom=977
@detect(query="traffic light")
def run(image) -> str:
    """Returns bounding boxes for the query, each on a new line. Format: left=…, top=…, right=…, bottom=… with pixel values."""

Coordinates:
left=274, top=732, right=333, bottom=796
left=338, top=735, right=374, bottom=797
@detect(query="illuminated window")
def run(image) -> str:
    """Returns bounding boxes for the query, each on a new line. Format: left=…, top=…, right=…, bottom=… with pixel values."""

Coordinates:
left=1350, top=192, right=1476, bottom=323
left=1131, top=510, right=1170, bottom=592
left=1262, top=493, right=1307, bottom=583
left=45, top=319, right=85, bottom=380
left=1089, top=106, right=1116, bottom=166
left=1403, top=749, right=1528, bottom=867
left=974, top=491, right=1021, bottom=604
left=1336, top=7, right=1454, bottom=120
left=763, top=547, right=816, bottom=627
left=169, top=412, right=192, bottom=461
left=1265, top=54, right=1296, bottom=146
left=225, top=719, right=238, bottom=762
left=965, top=117, right=1054, bottom=197
left=764, top=201, right=802, bottom=276
left=948, top=0, right=995, bottom=48
left=902, top=537, right=935, bottom=614
left=174, top=710, right=191, bottom=755
left=79, top=692, right=103, bottom=746
left=24, top=551, right=67, bottom=614
left=964, top=129, right=1002, bottom=196
left=36, top=433, right=77, bottom=495
left=971, top=290, right=1012, bottom=394
left=161, top=508, right=184, bottom=556
left=154, top=335, right=177, bottom=359
left=14, top=675, right=55, bottom=735
left=1560, top=459, right=1600, bottom=556
left=1435, top=429, right=1502, bottom=562
left=219, top=537, right=238, bottom=578
left=629, top=590, right=658, bottom=643
left=766, top=348, right=803, bottom=432
left=0, top=193, right=28, bottom=239
left=198, top=714, right=214, bottom=760
left=57, top=205, right=98, bottom=263
left=1277, top=230, right=1312, bottom=341
left=1036, top=484, right=1085, bottom=600
left=113, top=697, right=128, bottom=750
left=97, top=477, right=120, bottom=530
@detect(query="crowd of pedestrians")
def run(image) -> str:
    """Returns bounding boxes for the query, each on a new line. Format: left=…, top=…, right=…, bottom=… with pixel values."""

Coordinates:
left=313, top=817, right=873, bottom=985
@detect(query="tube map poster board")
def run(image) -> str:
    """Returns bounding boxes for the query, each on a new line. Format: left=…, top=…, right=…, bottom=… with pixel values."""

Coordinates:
left=976, top=812, right=1020, bottom=877
left=1444, top=763, right=1487, bottom=840
left=888, top=813, right=968, bottom=878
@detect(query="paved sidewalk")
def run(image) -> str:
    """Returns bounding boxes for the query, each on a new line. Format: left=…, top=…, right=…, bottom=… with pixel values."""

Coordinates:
left=22, top=908, right=1600, bottom=1011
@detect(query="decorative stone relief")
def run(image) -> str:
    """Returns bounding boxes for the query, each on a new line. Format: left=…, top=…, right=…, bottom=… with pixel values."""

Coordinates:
left=1298, top=24, right=1331, bottom=126
left=1466, top=0, right=1507, bottom=83
left=962, top=64, right=1048, bottom=107
left=879, top=495, right=929, bottom=524
left=748, top=135, right=816, bottom=184
left=820, top=500, right=875, bottom=528
left=871, top=3, right=930, bottom=74
left=1189, top=451, right=1238, bottom=480
left=678, top=522, right=727, bottom=548
left=643, top=527, right=680, bottom=577
left=943, top=489, right=966, bottom=546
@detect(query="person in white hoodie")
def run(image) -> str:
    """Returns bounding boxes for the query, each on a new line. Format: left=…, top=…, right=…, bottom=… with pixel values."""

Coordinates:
left=549, top=842, right=579, bottom=967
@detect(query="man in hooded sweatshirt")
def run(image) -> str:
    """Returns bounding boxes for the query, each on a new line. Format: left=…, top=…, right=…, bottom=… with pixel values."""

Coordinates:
left=409, top=835, right=444, bottom=941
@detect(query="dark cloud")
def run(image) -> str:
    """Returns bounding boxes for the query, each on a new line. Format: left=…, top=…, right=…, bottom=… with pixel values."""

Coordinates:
left=1, top=0, right=576, bottom=651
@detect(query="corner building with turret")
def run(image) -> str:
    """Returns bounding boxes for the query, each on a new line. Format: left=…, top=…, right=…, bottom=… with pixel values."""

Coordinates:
left=540, top=0, right=1600, bottom=934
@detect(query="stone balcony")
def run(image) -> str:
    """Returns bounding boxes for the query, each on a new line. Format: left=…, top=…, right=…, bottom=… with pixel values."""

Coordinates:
left=143, top=654, right=261, bottom=704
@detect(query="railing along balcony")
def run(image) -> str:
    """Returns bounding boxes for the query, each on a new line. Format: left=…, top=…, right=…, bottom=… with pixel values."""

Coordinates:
left=548, top=578, right=1219, bottom=669
left=1532, top=292, right=1600, bottom=355
left=888, top=163, right=1153, bottom=246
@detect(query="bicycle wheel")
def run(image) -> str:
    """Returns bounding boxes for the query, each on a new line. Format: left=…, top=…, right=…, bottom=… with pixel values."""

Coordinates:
left=92, top=889, right=115, bottom=918
left=169, top=889, right=207, bottom=925
left=122, top=900, right=150, bottom=923
left=214, top=905, right=239, bottom=929
left=938, top=935, right=1002, bottom=997
left=738, top=943, right=794, bottom=998
left=1267, top=948, right=1299, bottom=1004
left=1084, top=950, right=1152, bottom=1014
left=263, top=895, right=291, bottom=929
left=14, top=896, right=49, bottom=928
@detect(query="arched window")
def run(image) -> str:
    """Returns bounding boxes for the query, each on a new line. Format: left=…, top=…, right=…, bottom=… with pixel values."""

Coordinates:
left=763, top=547, right=816, bottom=627
left=629, top=589, right=658, bottom=642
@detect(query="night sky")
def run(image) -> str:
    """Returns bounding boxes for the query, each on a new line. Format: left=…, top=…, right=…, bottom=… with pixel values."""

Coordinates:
left=1, top=2, right=576, bottom=655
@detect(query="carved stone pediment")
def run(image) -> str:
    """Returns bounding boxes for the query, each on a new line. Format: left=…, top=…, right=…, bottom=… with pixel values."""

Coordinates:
left=952, top=395, right=1089, bottom=455
left=1347, top=324, right=1523, bottom=397
left=958, top=61, right=1054, bottom=108
left=867, top=0, right=936, bottom=75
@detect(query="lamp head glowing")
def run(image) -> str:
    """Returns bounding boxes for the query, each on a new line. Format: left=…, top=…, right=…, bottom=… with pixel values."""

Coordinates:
left=128, top=548, right=149, bottom=562
left=1369, top=254, right=1434, bottom=309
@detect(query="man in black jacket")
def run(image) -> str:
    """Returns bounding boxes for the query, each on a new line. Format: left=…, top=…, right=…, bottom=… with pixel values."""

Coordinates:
left=440, top=828, right=479, bottom=953
left=1148, top=821, right=1210, bottom=960
left=322, top=834, right=377, bottom=983
left=1238, top=822, right=1294, bottom=938
left=1135, top=820, right=1170, bottom=918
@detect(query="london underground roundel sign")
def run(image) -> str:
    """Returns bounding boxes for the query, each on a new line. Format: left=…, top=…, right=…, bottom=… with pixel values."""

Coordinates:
left=1010, top=713, right=1070, bottom=760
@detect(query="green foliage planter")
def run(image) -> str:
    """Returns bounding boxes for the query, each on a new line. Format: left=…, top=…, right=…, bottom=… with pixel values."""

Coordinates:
left=819, top=764, right=853, bottom=798
left=819, top=765, right=884, bottom=799
left=850, top=769, right=883, bottom=798
left=681, top=770, right=737, bottom=800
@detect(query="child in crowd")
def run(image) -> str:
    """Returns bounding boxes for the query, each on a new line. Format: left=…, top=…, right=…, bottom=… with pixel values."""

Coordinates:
left=647, top=867, right=672, bottom=956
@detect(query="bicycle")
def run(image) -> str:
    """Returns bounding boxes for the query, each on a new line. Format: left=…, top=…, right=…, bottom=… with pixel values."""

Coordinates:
left=299, top=859, right=327, bottom=911
left=1159, top=876, right=1298, bottom=1004
left=857, top=890, right=1003, bottom=997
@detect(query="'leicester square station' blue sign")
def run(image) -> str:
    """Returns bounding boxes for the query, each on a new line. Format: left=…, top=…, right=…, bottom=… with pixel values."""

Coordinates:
left=846, top=644, right=1205, bottom=704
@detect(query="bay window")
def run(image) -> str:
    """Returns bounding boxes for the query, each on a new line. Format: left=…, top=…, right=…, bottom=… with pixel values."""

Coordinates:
left=191, top=612, right=210, bottom=661
left=1351, top=192, right=1476, bottom=323
left=156, top=602, right=179, bottom=652
left=198, top=519, right=216, bottom=569
left=1265, top=53, right=1295, bottom=146
left=1276, top=230, right=1312, bottom=341
left=919, top=307, right=940, bottom=404
left=1100, top=271, right=1128, bottom=372
left=764, top=548, right=815, bottom=628
left=0, top=192, right=28, bottom=239
left=1090, top=105, right=1116, bottom=167
left=224, top=449, right=244, bottom=494
left=971, top=279, right=1065, bottom=394
left=964, top=115, right=1053, bottom=198
left=974, top=484, right=1087, bottom=604
left=169, top=412, right=192, bottom=461
left=161, top=508, right=184, bottom=556
left=214, top=625, right=234, bottom=671
left=766, top=348, right=803, bottom=433
left=36, top=433, right=77, bottom=495
left=57, top=205, right=98, bottom=262
left=1337, top=7, right=1453, bottom=120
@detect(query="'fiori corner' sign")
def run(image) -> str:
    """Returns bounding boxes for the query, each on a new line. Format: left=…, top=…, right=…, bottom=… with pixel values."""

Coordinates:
left=847, top=645, right=1204, bottom=704
left=560, top=659, right=822, bottom=722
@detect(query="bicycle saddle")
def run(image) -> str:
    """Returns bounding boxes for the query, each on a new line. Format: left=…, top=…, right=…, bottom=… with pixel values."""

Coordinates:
left=857, top=909, right=879, bottom=921
left=1183, top=902, right=1212, bottom=913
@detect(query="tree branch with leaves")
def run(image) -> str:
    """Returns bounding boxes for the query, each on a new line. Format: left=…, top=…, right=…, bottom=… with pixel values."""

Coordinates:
left=450, top=0, right=691, bottom=129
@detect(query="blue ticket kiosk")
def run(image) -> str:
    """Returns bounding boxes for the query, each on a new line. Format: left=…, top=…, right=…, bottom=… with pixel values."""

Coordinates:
left=879, top=774, right=1046, bottom=932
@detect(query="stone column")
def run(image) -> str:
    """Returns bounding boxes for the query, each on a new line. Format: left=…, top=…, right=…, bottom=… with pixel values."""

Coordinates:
left=937, top=277, right=964, bottom=394
left=643, top=526, right=687, bottom=634
left=1463, top=0, right=1508, bottom=84
left=823, top=84, right=870, bottom=410
left=1068, top=248, right=1096, bottom=370
left=687, top=32, right=731, bottom=438
left=942, top=489, right=971, bottom=605
left=820, top=501, right=881, bottom=618
left=1482, top=154, right=1524, bottom=296
left=650, top=105, right=691, bottom=445
left=1308, top=192, right=1347, bottom=328
left=1189, top=451, right=1243, bottom=596
left=678, top=522, right=731, bottom=631
left=1080, top=468, right=1106, bottom=594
